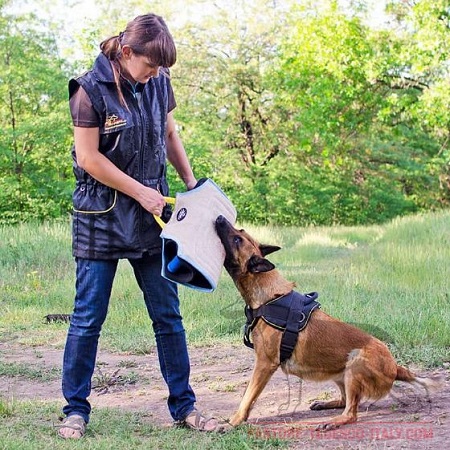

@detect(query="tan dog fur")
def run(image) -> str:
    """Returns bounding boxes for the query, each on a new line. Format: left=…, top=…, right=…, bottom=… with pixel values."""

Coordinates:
left=215, top=215, right=442, bottom=430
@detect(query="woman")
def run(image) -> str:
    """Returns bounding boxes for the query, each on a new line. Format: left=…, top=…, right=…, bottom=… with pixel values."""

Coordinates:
left=57, top=13, right=219, bottom=439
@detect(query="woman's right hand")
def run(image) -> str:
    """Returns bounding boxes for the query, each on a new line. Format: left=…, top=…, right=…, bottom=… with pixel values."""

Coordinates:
left=137, top=186, right=166, bottom=216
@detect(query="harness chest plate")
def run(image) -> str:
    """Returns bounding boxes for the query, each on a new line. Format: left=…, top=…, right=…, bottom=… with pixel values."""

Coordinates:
left=243, top=291, right=320, bottom=363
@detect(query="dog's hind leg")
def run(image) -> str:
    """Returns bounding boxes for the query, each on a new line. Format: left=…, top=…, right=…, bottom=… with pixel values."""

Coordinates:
left=315, top=376, right=360, bottom=431
left=314, top=346, right=395, bottom=431
left=229, top=359, right=278, bottom=427
left=310, top=380, right=346, bottom=411
left=315, top=350, right=369, bottom=430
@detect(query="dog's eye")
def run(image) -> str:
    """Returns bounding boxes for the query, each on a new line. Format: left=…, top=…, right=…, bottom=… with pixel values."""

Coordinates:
left=233, top=236, right=242, bottom=245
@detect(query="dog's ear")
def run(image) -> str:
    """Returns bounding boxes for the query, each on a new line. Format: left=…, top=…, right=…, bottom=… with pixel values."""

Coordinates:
left=247, top=255, right=276, bottom=273
left=259, top=244, right=281, bottom=257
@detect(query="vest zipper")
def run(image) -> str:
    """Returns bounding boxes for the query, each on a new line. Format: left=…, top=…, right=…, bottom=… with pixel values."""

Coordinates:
left=134, top=81, right=154, bottom=247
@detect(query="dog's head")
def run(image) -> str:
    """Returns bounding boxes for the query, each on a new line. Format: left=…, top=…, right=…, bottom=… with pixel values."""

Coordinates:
left=215, top=215, right=280, bottom=279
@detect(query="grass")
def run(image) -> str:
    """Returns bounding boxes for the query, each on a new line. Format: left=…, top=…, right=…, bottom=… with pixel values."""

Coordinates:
left=0, top=361, right=60, bottom=382
left=0, top=401, right=286, bottom=449
left=0, top=211, right=449, bottom=362
left=0, top=211, right=449, bottom=448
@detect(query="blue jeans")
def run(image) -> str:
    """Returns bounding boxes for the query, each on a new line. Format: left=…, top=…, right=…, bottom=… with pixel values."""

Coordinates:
left=62, top=253, right=196, bottom=423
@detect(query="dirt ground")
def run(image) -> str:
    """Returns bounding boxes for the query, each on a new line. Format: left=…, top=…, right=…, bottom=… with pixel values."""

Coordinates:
left=1, top=341, right=449, bottom=449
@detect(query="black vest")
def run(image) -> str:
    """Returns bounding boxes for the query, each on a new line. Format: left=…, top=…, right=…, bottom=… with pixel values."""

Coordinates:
left=69, top=54, right=171, bottom=259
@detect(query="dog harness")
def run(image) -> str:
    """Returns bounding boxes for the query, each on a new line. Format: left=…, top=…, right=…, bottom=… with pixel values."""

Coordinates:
left=243, top=290, right=320, bottom=363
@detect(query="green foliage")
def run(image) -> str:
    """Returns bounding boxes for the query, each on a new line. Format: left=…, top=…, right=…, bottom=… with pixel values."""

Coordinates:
left=166, top=0, right=450, bottom=225
left=0, top=8, right=74, bottom=224
left=1, top=0, right=450, bottom=226
left=171, top=0, right=285, bottom=185
left=262, top=1, right=447, bottom=225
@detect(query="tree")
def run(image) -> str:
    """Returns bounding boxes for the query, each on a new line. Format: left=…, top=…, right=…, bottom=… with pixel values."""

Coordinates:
left=389, top=0, right=450, bottom=206
left=166, top=0, right=296, bottom=220
left=0, top=7, right=73, bottom=223
left=267, top=0, right=449, bottom=224
left=1, top=0, right=448, bottom=226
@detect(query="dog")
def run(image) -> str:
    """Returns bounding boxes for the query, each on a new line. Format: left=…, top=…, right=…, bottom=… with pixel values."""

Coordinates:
left=215, top=215, right=442, bottom=430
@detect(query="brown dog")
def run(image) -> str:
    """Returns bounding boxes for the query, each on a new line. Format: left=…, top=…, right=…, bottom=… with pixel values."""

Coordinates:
left=215, top=215, right=441, bottom=430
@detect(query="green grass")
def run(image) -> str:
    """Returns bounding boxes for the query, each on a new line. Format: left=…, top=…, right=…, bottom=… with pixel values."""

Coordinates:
left=0, top=361, right=60, bottom=381
left=0, top=401, right=286, bottom=449
left=1, top=211, right=449, bottom=364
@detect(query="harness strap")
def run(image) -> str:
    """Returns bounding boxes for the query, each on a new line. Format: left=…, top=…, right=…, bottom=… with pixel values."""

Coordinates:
left=280, top=296, right=305, bottom=363
left=243, top=309, right=257, bottom=349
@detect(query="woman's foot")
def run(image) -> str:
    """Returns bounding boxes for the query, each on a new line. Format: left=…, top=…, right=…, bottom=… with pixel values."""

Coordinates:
left=56, top=414, right=86, bottom=439
left=176, top=409, right=222, bottom=432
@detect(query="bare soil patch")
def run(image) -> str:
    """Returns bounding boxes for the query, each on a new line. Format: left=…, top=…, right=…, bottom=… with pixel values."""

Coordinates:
left=1, top=341, right=449, bottom=449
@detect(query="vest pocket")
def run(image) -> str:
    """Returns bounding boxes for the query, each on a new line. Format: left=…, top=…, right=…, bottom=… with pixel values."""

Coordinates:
left=73, top=183, right=117, bottom=214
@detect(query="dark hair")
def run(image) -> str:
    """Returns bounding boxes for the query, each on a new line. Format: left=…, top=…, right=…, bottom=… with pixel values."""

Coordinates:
left=100, top=13, right=176, bottom=105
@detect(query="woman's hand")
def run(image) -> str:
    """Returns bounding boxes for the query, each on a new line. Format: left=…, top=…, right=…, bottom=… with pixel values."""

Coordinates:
left=136, top=186, right=166, bottom=216
left=185, top=178, right=198, bottom=190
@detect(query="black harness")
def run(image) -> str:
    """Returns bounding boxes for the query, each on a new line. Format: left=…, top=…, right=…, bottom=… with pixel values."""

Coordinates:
left=244, top=291, right=320, bottom=363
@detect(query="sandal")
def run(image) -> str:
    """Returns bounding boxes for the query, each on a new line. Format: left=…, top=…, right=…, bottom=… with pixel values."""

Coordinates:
left=55, top=414, right=86, bottom=439
left=176, top=408, right=221, bottom=432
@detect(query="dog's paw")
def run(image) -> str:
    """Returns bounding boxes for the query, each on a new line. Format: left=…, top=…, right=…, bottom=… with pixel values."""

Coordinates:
left=310, top=400, right=327, bottom=410
left=310, top=399, right=345, bottom=411
left=315, top=414, right=356, bottom=431
left=218, top=422, right=234, bottom=433
left=315, top=422, right=341, bottom=432
left=228, top=413, right=247, bottom=427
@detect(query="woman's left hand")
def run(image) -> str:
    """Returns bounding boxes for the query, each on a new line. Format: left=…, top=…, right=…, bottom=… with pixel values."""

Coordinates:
left=185, top=178, right=198, bottom=190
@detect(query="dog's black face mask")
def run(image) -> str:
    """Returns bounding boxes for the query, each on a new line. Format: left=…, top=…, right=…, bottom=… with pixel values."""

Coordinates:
left=215, top=215, right=281, bottom=277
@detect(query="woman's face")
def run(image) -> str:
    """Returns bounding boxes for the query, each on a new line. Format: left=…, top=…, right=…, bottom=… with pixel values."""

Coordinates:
left=121, top=47, right=160, bottom=83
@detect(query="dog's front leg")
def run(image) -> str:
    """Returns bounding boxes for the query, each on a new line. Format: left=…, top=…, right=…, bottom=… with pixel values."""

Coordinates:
left=229, top=356, right=278, bottom=427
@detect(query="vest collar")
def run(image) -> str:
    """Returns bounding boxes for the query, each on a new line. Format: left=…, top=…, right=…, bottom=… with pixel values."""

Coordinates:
left=92, top=53, right=117, bottom=83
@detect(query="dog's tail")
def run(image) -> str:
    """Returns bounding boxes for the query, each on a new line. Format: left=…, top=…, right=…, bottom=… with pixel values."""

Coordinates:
left=396, top=365, right=444, bottom=393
